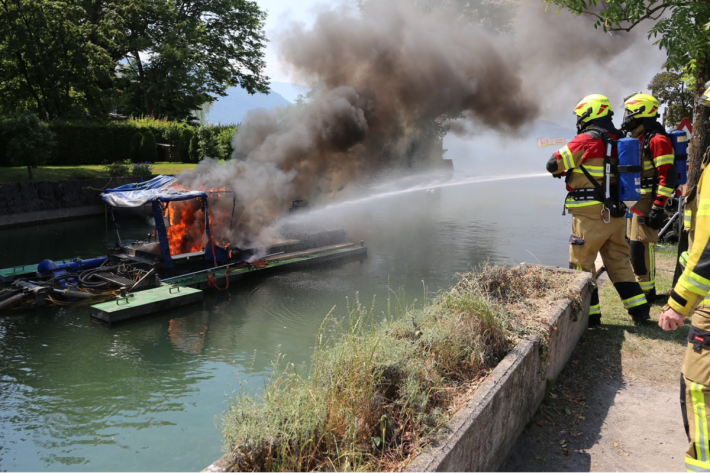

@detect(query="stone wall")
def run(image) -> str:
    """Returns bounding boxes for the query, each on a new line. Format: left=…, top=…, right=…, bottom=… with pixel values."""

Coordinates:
left=0, top=177, right=141, bottom=228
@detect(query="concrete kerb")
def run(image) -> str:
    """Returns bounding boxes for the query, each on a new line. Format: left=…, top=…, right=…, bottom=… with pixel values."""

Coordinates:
left=202, top=265, right=592, bottom=473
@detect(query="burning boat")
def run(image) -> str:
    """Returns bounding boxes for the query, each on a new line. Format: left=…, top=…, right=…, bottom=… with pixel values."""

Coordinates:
left=0, top=175, right=367, bottom=322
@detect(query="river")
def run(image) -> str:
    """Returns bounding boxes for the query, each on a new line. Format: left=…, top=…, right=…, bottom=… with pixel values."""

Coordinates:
left=0, top=139, right=574, bottom=471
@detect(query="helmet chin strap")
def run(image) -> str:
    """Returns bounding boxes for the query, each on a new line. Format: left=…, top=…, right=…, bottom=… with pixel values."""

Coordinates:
left=576, top=108, right=593, bottom=134
left=621, top=109, right=644, bottom=135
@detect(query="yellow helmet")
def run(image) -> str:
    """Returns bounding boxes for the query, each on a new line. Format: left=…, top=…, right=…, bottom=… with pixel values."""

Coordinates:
left=623, top=93, right=660, bottom=119
left=574, top=94, right=612, bottom=123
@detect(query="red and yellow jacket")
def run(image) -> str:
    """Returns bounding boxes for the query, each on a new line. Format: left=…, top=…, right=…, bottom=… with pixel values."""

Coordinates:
left=670, top=165, right=710, bottom=316
left=548, top=129, right=620, bottom=210
left=637, top=132, right=675, bottom=210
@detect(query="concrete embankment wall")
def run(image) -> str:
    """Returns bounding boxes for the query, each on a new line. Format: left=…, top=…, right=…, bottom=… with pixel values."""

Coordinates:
left=203, top=265, right=592, bottom=473
left=0, top=177, right=141, bottom=229
left=406, top=266, right=591, bottom=472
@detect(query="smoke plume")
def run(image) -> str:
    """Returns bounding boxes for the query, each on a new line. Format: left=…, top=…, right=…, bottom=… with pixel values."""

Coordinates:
left=175, top=0, right=663, bottom=249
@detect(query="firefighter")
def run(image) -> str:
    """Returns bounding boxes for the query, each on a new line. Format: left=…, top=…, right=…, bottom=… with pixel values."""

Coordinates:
left=657, top=82, right=710, bottom=473
left=547, top=94, right=650, bottom=327
left=622, top=93, right=676, bottom=301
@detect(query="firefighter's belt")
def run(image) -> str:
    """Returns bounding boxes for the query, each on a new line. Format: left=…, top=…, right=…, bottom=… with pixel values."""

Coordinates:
left=641, top=176, right=658, bottom=189
left=689, top=326, right=710, bottom=353
left=567, top=188, right=601, bottom=202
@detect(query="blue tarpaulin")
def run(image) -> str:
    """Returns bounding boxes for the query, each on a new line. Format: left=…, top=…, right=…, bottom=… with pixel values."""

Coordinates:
left=102, top=175, right=207, bottom=208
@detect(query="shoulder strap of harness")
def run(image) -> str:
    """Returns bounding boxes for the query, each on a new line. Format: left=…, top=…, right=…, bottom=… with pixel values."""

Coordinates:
left=578, top=126, right=616, bottom=190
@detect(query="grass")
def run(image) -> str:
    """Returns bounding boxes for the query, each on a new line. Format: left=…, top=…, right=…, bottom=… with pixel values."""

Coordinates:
left=0, top=162, right=197, bottom=183
left=221, top=265, right=587, bottom=472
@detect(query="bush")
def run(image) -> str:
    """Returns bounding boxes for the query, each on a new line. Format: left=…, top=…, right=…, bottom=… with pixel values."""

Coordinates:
left=104, top=160, right=131, bottom=177
left=189, top=133, right=200, bottom=163
left=0, top=113, right=56, bottom=179
left=130, top=132, right=143, bottom=161
left=140, top=130, right=157, bottom=162
left=216, top=125, right=238, bottom=160
left=180, top=128, right=194, bottom=163
left=0, top=116, right=234, bottom=166
left=131, top=162, right=153, bottom=177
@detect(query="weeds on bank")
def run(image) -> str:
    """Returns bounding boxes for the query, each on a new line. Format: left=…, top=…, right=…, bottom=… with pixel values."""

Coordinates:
left=221, top=265, right=584, bottom=472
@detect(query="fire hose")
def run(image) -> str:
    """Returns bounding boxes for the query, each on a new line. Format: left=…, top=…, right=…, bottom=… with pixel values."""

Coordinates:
left=79, top=266, right=118, bottom=289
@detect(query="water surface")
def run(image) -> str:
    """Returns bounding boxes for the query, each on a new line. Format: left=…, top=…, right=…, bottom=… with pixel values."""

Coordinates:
left=0, top=153, right=572, bottom=470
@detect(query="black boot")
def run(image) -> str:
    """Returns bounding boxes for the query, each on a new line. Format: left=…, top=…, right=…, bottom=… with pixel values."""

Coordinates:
left=629, top=303, right=651, bottom=326
left=588, top=313, right=602, bottom=328
left=646, top=288, right=657, bottom=303
left=588, top=288, right=602, bottom=328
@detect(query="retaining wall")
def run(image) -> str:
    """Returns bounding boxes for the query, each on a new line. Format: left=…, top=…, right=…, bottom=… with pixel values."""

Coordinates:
left=0, top=177, right=141, bottom=228
left=203, top=265, right=592, bottom=472
left=406, top=266, right=591, bottom=472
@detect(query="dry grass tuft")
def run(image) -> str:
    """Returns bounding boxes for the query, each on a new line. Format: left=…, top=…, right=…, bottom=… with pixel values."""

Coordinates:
left=221, top=265, right=583, bottom=472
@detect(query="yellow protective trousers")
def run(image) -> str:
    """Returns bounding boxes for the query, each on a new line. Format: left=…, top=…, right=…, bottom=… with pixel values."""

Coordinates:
left=628, top=197, right=659, bottom=294
left=569, top=206, right=648, bottom=320
left=682, top=307, right=710, bottom=472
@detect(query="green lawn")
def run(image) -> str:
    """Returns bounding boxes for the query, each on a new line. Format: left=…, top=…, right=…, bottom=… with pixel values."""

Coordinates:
left=0, top=162, right=197, bottom=184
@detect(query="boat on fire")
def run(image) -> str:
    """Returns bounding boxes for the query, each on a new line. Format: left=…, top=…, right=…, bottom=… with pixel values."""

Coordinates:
left=0, top=175, right=367, bottom=321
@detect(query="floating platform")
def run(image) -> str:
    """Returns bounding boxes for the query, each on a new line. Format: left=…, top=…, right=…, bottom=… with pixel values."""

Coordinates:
left=164, top=243, right=366, bottom=289
left=90, top=284, right=203, bottom=323
left=89, top=243, right=367, bottom=324
left=0, top=264, right=38, bottom=283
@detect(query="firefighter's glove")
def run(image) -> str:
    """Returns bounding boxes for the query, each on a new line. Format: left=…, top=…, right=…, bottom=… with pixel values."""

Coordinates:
left=647, top=206, right=665, bottom=230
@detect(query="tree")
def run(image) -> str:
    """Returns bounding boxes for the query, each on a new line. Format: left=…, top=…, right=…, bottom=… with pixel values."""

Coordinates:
left=115, top=0, right=269, bottom=120
left=0, top=0, right=117, bottom=119
left=648, top=71, right=694, bottom=129
left=541, top=0, right=710, bottom=189
left=139, top=130, right=157, bottom=162
left=179, top=128, right=194, bottom=163
left=0, top=113, right=55, bottom=179
left=130, top=132, right=143, bottom=161
left=188, top=133, right=199, bottom=162
left=0, top=0, right=269, bottom=122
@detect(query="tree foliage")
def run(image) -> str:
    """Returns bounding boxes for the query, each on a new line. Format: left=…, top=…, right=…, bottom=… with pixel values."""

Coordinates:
left=648, top=71, right=694, bottom=129
left=0, top=0, right=269, bottom=121
left=0, top=113, right=56, bottom=179
left=139, top=130, right=157, bottom=162
left=541, top=0, right=710, bottom=188
left=115, top=0, right=269, bottom=120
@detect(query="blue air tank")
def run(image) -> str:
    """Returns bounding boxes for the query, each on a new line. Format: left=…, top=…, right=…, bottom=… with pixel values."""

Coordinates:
left=617, top=138, right=642, bottom=208
left=669, top=130, right=688, bottom=186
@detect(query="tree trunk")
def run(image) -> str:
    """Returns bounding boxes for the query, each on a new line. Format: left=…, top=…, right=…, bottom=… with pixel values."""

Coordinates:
left=27, top=165, right=33, bottom=180
left=688, top=59, right=710, bottom=190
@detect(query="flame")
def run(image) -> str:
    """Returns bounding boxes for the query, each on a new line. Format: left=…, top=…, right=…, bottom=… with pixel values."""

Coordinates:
left=165, top=201, right=205, bottom=255
left=160, top=185, right=235, bottom=255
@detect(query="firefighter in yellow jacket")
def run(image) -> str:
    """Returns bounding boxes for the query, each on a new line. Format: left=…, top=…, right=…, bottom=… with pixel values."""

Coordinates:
left=659, top=82, right=710, bottom=472
left=547, top=94, right=650, bottom=327
left=622, top=93, right=677, bottom=301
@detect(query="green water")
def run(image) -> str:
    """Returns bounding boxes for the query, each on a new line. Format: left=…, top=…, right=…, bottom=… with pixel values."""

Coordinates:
left=0, top=172, right=571, bottom=471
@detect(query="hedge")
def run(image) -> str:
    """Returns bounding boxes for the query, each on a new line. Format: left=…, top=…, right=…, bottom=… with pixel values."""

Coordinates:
left=0, top=117, right=239, bottom=165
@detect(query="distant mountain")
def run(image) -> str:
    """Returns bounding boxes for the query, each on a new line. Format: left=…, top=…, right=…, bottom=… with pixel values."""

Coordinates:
left=270, top=81, right=310, bottom=103
left=205, top=81, right=310, bottom=125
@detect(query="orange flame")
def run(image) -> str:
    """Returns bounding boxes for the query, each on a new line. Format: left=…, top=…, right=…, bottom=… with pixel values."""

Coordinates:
left=165, top=201, right=205, bottom=255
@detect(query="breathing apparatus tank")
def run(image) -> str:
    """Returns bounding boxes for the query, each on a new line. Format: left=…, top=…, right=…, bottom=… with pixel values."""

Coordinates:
left=669, top=130, right=688, bottom=186
left=617, top=138, right=642, bottom=209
